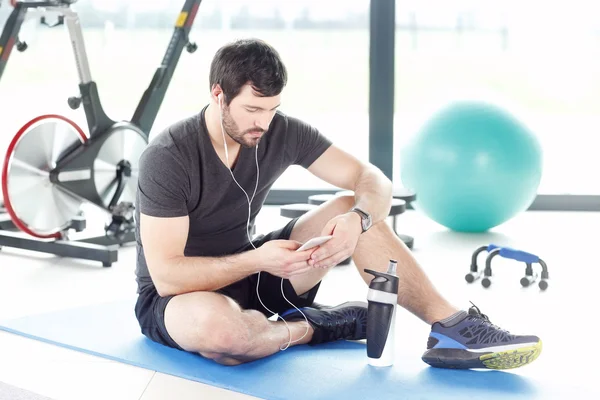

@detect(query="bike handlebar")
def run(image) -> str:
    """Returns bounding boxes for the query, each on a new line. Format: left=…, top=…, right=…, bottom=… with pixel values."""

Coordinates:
left=6, top=1, right=77, bottom=8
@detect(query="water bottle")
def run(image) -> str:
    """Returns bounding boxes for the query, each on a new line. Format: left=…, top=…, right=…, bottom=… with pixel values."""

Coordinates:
left=365, top=260, right=399, bottom=367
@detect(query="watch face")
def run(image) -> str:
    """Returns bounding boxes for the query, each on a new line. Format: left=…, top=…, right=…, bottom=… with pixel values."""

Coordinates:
left=352, top=207, right=371, bottom=231
left=359, top=214, right=372, bottom=231
left=364, top=215, right=372, bottom=230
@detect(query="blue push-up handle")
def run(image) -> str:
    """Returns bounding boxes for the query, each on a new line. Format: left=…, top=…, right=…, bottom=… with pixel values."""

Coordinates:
left=487, top=244, right=539, bottom=264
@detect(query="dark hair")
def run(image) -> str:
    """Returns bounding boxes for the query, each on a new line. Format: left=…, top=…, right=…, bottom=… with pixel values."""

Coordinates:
left=209, top=39, right=287, bottom=105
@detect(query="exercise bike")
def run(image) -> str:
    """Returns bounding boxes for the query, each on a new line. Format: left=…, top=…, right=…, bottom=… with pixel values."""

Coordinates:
left=0, top=0, right=202, bottom=266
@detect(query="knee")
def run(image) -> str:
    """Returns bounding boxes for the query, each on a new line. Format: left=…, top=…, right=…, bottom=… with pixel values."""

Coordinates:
left=207, top=309, right=266, bottom=357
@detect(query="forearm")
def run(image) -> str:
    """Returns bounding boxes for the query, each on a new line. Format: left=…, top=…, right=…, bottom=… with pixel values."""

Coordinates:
left=353, top=166, right=393, bottom=223
left=155, top=251, right=259, bottom=296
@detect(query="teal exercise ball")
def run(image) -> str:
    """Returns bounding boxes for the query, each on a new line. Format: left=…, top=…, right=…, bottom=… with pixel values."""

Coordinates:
left=400, top=101, right=543, bottom=232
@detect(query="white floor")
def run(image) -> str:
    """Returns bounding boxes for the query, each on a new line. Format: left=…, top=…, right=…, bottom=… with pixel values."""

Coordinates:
left=0, top=205, right=598, bottom=399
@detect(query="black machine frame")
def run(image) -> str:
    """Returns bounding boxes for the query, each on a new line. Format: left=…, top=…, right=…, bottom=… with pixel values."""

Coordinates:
left=0, top=0, right=202, bottom=266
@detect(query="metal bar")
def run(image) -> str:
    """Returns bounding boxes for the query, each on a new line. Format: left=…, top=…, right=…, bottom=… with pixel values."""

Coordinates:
left=264, top=188, right=413, bottom=205
left=528, top=194, right=600, bottom=211
left=0, top=2, right=27, bottom=79
left=369, top=0, right=395, bottom=179
left=77, top=230, right=136, bottom=246
left=20, top=2, right=62, bottom=7
left=49, top=5, right=115, bottom=137
left=60, top=7, right=92, bottom=84
left=131, top=0, right=202, bottom=138
left=0, top=213, right=16, bottom=231
left=264, top=189, right=337, bottom=205
left=265, top=190, right=600, bottom=211
left=0, top=230, right=118, bottom=266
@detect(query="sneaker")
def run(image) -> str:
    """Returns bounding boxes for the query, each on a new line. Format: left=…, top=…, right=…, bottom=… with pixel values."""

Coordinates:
left=422, top=303, right=542, bottom=370
left=280, top=301, right=368, bottom=345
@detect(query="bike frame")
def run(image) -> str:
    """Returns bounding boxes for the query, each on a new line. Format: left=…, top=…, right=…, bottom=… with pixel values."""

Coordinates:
left=0, top=0, right=202, bottom=140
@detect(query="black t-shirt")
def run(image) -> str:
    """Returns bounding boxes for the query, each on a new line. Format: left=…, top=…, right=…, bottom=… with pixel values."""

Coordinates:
left=134, top=106, right=332, bottom=291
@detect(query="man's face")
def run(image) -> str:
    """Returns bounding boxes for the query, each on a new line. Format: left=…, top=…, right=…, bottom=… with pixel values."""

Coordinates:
left=220, top=84, right=281, bottom=148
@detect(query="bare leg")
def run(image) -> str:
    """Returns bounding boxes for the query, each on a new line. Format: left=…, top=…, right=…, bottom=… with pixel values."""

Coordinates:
left=289, top=194, right=458, bottom=325
left=164, top=291, right=313, bottom=365
left=353, top=221, right=459, bottom=324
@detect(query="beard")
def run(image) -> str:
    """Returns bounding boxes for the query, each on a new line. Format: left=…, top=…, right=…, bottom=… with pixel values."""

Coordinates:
left=221, top=106, right=264, bottom=148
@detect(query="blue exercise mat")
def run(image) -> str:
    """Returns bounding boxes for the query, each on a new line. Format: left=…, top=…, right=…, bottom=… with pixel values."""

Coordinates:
left=0, top=299, right=584, bottom=399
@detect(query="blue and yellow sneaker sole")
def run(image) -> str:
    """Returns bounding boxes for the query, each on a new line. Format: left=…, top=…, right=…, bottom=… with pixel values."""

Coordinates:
left=422, top=339, right=542, bottom=370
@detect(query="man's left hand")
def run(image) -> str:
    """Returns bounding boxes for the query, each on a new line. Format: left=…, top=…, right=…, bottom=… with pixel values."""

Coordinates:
left=309, top=212, right=363, bottom=269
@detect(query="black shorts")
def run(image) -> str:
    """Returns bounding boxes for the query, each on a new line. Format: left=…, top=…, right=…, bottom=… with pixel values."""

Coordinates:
left=134, top=217, right=321, bottom=351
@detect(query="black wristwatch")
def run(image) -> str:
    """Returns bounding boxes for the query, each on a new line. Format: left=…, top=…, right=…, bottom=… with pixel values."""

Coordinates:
left=350, top=207, right=372, bottom=233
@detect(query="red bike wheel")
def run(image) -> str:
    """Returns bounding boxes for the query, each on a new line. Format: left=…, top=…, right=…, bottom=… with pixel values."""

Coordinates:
left=2, top=114, right=87, bottom=238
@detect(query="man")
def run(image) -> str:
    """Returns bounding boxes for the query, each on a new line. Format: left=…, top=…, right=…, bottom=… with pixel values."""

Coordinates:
left=134, top=39, right=542, bottom=368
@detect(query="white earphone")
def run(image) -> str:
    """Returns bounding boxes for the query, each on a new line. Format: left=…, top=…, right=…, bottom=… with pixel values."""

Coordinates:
left=217, top=92, right=309, bottom=350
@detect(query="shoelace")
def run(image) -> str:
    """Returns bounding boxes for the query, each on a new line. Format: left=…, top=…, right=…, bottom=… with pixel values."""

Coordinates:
left=325, top=315, right=356, bottom=340
left=468, top=301, right=509, bottom=334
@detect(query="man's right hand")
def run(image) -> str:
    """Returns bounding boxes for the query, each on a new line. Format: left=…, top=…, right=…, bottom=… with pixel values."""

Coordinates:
left=253, top=240, right=316, bottom=279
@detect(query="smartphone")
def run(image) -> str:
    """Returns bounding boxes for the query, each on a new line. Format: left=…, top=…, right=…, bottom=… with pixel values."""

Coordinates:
left=296, top=235, right=333, bottom=252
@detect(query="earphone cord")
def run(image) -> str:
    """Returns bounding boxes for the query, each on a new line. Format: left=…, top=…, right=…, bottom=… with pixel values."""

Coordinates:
left=219, top=110, right=309, bottom=351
